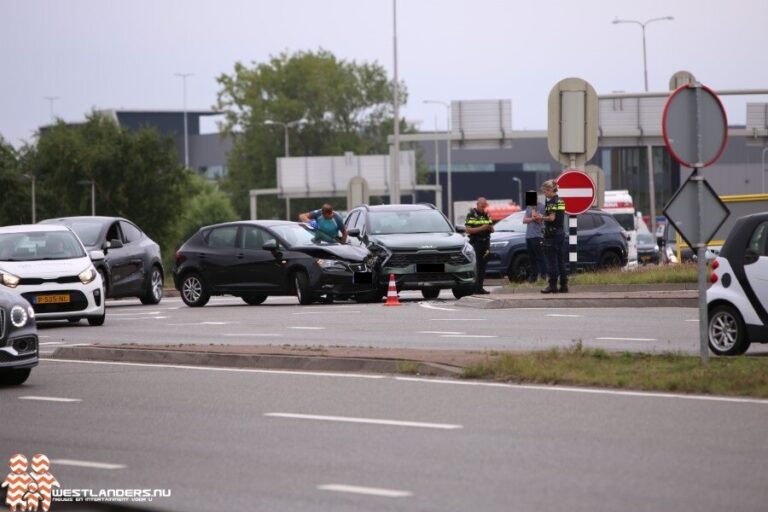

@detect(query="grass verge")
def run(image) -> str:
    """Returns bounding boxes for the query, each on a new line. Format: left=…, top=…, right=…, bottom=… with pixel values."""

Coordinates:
left=506, top=263, right=699, bottom=288
left=463, top=343, right=768, bottom=398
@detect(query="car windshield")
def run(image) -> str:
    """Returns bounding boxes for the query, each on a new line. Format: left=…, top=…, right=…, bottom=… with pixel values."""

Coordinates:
left=368, top=210, right=453, bottom=234
left=637, top=233, right=655, bottom=244
left=494, top=211, right=526, bottom=232
left=271, top=224, right=340, bottom=246
left=0, top=231, right=86, bottom=261
left=61, top=221, right=103, bottom=246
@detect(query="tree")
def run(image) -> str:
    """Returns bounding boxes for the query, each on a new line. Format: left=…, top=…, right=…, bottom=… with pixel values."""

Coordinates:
left=216, top=49, right=410, bottom=218
left=0, top=137, right=31, bottom=225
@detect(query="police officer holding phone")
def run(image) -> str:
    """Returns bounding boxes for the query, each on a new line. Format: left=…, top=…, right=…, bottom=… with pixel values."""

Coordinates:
left=465, top=197, right=494, bottom=294
left=539, top=180, right=568, bottom=293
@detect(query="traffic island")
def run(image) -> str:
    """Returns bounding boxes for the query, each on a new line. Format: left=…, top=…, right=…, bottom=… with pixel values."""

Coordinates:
left=458, top=288, right=698, bottom=309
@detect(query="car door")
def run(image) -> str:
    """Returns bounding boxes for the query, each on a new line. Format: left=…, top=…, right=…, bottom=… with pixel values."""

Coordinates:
left=573, top=213, right=599, bottom=265
left=200, top=225, right=239, bottom=291
left=744, top=220, right=768, bottom=315
left=103, top=221, right=133, bottom=296
left=234, top=225, right=285, bottom=292
left=117, top=220, right=146, bottom=295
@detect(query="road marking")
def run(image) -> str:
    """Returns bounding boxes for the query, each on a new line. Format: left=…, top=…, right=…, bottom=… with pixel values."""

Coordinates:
left=546, top=314, right=582, bottom=318
left=287, top=326, right=325, bottom=330
left=222, top=333, right=284, bottom=337
left=265, top=412, right=462, bottom=430
left=168, top=321, right=233, bottom=326
left=419, top=302, right=457, bottom=312
left=293, top=310, right=360, bottom=315
left=440, top=334, right=498, bottom=339
left=39, top=342, right=67, bottom=346
left=596, top=337, right=657, bottom=342
left=429, top=318, right=485, bottom=321
left=107, top=311, right=160, bottom=317
left=51, top=459, right=126, bottom=470
left=686, top=319, right=699, bottom=322
left=417, top=331, right=464, bottom=335
left=317, top=484, right=412, bottom=498
left=18, top=396, right=81, bottom=403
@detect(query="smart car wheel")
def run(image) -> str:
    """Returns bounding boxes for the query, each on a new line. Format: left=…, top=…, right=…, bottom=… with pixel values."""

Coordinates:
left=242, top=294, right=267, bottom=305
left=294, top=271, right=313, bottom=305
left=181, top=273, right=210, bottom=307
left=507, top=253, right=530, bottom=283
left=140, top=266, right=164, bottom=305
left=0, top=369, right=31, bottom=386
left=421, top=288, right=440, bottom=300
left=599, top=250, right=622, bottom=268
left=708, top=304, right=750, bottom=356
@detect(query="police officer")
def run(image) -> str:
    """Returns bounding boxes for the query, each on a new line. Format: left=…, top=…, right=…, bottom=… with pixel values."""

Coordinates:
left=539, top=180, right=568, bottom=293
left=465, top=197, right=494, bottom=294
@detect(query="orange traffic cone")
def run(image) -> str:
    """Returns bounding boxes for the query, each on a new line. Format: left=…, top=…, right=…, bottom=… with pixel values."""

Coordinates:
left=383, top=273, right=401, bottom=306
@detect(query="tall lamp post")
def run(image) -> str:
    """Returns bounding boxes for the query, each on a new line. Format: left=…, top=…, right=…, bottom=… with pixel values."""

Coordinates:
left=43, top=96, right=59, bottom=121
left=424, top=100, right=453, bottom=222
left=175, top=73, right=192, bottom=168
left=77, top=179, right=96, bottom=216
left=612, top=15, right=673, bottom=236
left=22, top=174, right=36, bottom=223
left=511, top=177, right=522, bottom=207
left=264, top=119, right=307, bottom=220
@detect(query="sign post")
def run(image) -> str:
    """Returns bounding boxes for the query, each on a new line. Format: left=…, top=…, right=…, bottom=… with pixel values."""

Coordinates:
left=556, top=170, right=597, bottom=271
left=662, top=83, right=729, bottom=364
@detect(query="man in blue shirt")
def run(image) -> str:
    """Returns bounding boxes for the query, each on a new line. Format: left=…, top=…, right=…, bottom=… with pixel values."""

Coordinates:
left=522, top=195, right=547, bottom=283
left=299, top=204, right=347, bottom=243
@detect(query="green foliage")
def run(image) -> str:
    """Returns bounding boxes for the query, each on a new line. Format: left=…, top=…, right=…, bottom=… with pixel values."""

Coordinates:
left=173, top=175, right=239, bottom=248
left=216, top=49, right=412, bottom=218
left=0, top=137, right=31, bottom=225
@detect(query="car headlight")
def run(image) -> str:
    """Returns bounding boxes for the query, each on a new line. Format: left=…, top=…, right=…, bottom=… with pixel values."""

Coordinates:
left=315, top=258, right=347, bottom=270
left=462, top=243, right=476, bottom=262
left=10, top=305, right=28, bottom=328
left=27, top=306, right=35, bottom=320
left=79, top=267, right=97, bottom=284
left=490, top=240, right=509, bottom=249
left=0, top=272, right=20, bottom=288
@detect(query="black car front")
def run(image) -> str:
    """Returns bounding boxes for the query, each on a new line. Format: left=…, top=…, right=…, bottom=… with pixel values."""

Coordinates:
left=0, top=290, right=38, bottom=385
left=302, top=244, right=379, bottom=299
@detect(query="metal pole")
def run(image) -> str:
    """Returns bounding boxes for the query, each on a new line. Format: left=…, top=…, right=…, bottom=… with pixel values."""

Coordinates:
left=91, top=180, right=96, bottom=216
left=175, top=73, right=192, bottom=168
left=641, top=24, right=649, bottom=92
left=43, top=96, right=59, bottom=121
left=391, top=0, right=401, bottom=204
left=284, top=125, right=290, bottom=157
left=695, top=170, right=709, bottom=365
left=512, top=177, right=522, bottom=206
left=762, top=147, right=768, bottom=193
left=647, top=144, right=656, bottom=235
left=31, top=176, right=36, bottom=224
left=446, top=105, right=453, bottom=223
left=434, top=114, right=440, bottom=211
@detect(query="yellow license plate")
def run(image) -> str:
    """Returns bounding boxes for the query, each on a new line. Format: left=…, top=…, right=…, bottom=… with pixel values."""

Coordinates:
left=35, top=294, right=70, bottom=304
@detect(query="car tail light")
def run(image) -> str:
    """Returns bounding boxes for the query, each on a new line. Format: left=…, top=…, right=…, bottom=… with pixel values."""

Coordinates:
left=175, top=250, right=185, bottom=264
left=710, top=272, right=718, bottom=284
left=711, top=259, right=720, bottom=270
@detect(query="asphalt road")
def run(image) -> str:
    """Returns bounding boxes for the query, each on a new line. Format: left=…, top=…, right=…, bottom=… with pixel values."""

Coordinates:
left=33, top=290, right=768, bottom=356
left=2, top=360, right=767, bottom=512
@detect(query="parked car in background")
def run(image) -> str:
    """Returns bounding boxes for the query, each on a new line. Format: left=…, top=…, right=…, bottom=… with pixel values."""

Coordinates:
left=486, top=209, right=629, bottom=282
left=0, top=289, right=38, bottom=386
left=173, top=220, right=378, bottom=307
left=707, top=212, right=768, bottom=355
left=637, top=232, right=661, bottom=265
left=0, top=224, right=105, bottom=325
left=344, top=204, right=477, bottom=299
left=40, top=216, right=164, bottom=304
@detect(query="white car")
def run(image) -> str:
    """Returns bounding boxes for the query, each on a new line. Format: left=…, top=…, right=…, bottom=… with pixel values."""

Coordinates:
left=0, top=224, right=105, bottom=325
left=707, top=212, right=768, bottom=355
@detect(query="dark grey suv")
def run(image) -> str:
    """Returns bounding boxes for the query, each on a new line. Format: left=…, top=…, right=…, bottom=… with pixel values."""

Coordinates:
left=344, top=204, right=477, bottom=299
left=0, top=290, right=38, bottom=386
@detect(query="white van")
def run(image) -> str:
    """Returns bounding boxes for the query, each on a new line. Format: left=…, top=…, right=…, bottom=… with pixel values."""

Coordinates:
left=603, top=190, right=638, bottom=267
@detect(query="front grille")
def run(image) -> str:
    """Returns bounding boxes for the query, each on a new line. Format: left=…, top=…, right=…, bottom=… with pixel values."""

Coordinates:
left=386, top=251, right=468, bottom=268
left=21, top=290, right=89, bottom=314
left=0, top=352, right=36, bottom=363
left=18, top=275, right=81, bottom=285
left=348, top=263, right=369, bottom=272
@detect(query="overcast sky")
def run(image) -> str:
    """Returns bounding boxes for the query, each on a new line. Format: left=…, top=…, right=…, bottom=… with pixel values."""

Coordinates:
left=2, top=0, right=767, bottom=147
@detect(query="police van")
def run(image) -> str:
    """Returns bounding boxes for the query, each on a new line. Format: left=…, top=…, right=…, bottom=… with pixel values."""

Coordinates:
left=602, top=190, right=638, bottom=267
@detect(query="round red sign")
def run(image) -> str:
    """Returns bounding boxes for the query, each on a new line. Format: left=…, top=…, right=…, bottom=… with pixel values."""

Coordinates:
left=555, top=170, right=596, bottom=215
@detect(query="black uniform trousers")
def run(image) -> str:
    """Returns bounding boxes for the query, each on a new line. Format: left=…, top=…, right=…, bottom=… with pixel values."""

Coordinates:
left=544, top=231, right=567, bottom=289
left=470, top=238, right=490, bottom=292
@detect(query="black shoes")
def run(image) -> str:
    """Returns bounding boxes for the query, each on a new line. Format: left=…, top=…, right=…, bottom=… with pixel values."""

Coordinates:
left=476, top=289, right=491, bottom=295
left=559, top=286, right=569, bottom=293
left=541, top=286, right=557, bottom=294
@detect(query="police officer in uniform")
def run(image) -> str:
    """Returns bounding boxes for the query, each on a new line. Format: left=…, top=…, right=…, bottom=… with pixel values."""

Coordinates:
left=539, top=180, right=568, bottom=293
left=465, top=197, right=494, bottom=294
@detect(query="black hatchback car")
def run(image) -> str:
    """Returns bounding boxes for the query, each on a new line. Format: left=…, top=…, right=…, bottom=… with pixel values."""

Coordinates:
left=0, top=289, right=38, bottom=386
left=173, top=220, right=378, bottom=307
left=40, top=216, right=164, bottom=304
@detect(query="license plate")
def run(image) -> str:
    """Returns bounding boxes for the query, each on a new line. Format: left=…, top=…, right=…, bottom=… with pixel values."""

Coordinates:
left=640, top=255, right=652, bottom=262
left=417, top=263, right=445, bottom=273
left=353, top=272, right=373, bottom=284
left=35, top=294, right=70, bottom=304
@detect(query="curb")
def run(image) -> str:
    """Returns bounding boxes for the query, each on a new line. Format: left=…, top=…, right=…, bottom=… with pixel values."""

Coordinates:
left=49, top=346, right=464, bottom=378
left=457, top=290, right=699, bottom=309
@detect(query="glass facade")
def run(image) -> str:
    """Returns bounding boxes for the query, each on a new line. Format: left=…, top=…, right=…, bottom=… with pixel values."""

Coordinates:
left=607, top=146, right=679, bottom=218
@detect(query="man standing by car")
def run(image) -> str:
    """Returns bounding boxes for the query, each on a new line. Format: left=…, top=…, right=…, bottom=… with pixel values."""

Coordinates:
left=523, top=194, right=547, bottom=283
left=299, top=204, right=347, bottom=243
left=540, top=180, right=567, bottom=293
left=465, top=197, right=494, bottom=294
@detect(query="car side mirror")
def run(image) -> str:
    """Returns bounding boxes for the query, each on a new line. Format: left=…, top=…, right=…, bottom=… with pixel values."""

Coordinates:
left=262, top=240, right=279, bottom=251
left=348, top=228, right=361, bottom=239
left=455, top=225, right=467, bottom=234
left=89, top=250, right=105, bottom=261
left=744, top=248, right=760, bottom=265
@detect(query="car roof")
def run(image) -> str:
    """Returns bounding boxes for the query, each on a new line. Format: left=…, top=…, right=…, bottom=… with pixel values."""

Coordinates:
left=40, top=216, right=122, bottom=225
left=0, top=224, right=71, bottom=234
left=201, top=220, right=297, bottom=230
left=354, top=204, right=437, bottom=212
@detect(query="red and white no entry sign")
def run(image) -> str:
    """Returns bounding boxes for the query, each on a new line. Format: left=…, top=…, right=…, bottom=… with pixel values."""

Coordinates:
left=556, top=169, right=596, bottom=215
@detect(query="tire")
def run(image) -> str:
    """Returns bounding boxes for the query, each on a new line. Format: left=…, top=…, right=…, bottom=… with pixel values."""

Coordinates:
left=140, top=266, right=164, bottom=305
left=598, top=250, right=622, bottom=269
left=0, top=369, right=31, bottom=386
left=242, top=294, right=267, bottom=305
left=708, top=304, right=751, bottom=356
left=293, top=271, right=313, bottom=305
left=421, top=288, right=441, bottom=300
left=452, top=286, right=475, bottom=299
left=87, top=308, right=106, bottom=326
left=180, top=272, right=210, bottom=307
left=507, top=253, right=530, bottom=283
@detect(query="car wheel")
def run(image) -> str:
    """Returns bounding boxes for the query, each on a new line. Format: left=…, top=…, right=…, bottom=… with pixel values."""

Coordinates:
left=708, top=304, right=751, bottom=356
left=140, top=266, right=164, bottom=305
left=507, top=253, right=530, bottom=283
left=98, top=267, right=109, bottom=297
left=87, top=308, right=106, bottom=326
left=294, top=271, right=313, bottom=305
left=598, top=250, right=622, bottom=268
left=421, top=288, right=441, bottom=300
left=452, top=286, right=475, bottom=299
left=181, top=273, right=210, bottom=307
left=0, top=369, right=31, bottom=386
left=242, top=294, right=267, bottom=305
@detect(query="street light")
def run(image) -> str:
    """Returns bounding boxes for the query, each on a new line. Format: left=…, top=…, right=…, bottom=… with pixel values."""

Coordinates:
left=43, top=96, right=59, bottom=121
left=21, top=174, right=36, bottom=223
left=77, top=179, right=95, bottom=216
left=174, top=73, right=193, bottom=168
left=424, top=100, right=453, bottom=222
left=612, top=16, right=674, bottom=92
left=264, top=119, right=307, bottom=157
left=511, top=177, right=522, bottom=207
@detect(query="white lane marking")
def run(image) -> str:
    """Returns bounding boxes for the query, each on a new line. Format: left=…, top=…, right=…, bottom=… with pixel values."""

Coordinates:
left=109, top=316, right=168, bottom=320
left=51, top=459, right=126, bottom=470
left=40, top=351, right=55, bottom=355
left=317, top=484, right=412, bottom=498
left=417, top=331, right=464, bottom=335
left=168, top=321, right=232, bottom=326
left=222, top=333, right=284, bottom=337
left=38, top=335, right=50, bottom=339
left=596, top=337, right=657, bottom=342
left=429, top=318, right=485, bottom=321
left=264, top=413, right=462, bottom=430
left=42, top=359, right=768, bottom=405
left=440, top=334, right=498, bottom=339
left=686, top=319, right=699, bottom=322
left=18, top=396, right=81, bottom=403
left=40, top=342, right=67, bottom=346
left=419, top=302, right=458, bottom=312
left=293, top=310, right=360, bottom=315
left=43, top=359, right=385, bottom=379
left=287, top=326, right=325, bottom=330
left=546, top=314, right=582, bottom=318
left=107, top=311, right=160, bottom=317
left=59, top=343, right=93, bottom=348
